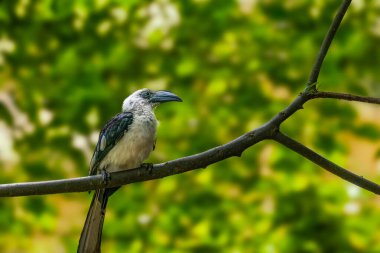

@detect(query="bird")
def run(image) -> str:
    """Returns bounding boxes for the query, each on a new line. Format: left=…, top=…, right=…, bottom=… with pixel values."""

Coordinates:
left=78, top=88, right=182, bottom=253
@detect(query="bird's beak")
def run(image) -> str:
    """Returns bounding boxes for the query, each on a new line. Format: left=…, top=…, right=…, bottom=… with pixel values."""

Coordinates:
left=150, top=90, right=182, bottom=103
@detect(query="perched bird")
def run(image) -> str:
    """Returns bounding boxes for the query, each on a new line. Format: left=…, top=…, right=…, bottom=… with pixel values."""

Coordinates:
left=78, top=88, right=182, bottom=253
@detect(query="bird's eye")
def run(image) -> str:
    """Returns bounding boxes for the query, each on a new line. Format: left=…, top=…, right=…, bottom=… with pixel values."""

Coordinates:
left=140, top=90, right=152, bottom=99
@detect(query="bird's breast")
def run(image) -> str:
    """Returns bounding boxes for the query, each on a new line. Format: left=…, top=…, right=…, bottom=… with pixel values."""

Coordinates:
left=100, top=115, right=157, bottom=172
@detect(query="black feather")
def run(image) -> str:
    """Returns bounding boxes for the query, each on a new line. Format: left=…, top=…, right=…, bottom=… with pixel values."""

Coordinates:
left=89, top=112, right=134, bottom=176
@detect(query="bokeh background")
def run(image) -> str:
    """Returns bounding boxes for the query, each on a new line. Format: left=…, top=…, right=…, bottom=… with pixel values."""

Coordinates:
left=0, top=0, right=379, bottom=252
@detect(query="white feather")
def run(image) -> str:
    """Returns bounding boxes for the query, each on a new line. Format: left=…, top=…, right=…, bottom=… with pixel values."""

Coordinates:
left=99, top=135, right=107, bottom=151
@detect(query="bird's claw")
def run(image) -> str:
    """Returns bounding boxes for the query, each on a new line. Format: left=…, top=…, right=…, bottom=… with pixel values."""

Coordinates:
left=141, top=163, right=154, bottom=174
left=101, top=169, right=111, bottom=186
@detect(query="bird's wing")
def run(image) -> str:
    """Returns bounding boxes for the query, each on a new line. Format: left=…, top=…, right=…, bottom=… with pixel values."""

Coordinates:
left=89, top=111, right=134, bottom=176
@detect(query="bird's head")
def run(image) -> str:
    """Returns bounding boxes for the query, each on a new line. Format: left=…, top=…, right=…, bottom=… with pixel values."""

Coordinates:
left=122, top=88, right=182, bottom=112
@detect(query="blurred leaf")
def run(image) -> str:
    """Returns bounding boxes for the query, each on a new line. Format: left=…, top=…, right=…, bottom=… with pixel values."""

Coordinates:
left=0, top=0, right=379, bottom=252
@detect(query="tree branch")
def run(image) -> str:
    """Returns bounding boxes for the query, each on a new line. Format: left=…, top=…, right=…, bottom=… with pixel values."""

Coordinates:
left=308, top=91, right=380, bottom=105
left=1, top=0, right=378, bottom=199
left=307, top=0, right=352, bottom=87
left=272, top=131, right=380, bottom=194
left=0, top=127, right=269, bottom=197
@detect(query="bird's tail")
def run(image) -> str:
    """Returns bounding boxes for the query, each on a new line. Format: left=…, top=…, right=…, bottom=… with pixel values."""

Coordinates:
left=78, top=187, right=119, bottom=253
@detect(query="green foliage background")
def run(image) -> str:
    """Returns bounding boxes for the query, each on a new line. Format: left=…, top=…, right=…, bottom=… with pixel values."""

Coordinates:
left=0, top=0, right=379, bottom=252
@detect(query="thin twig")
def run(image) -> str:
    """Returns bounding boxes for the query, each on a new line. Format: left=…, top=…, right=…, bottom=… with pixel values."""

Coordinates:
left=272, top=131, right=380, bottom=194
left=307, top=0, right=352, bottom=87
left=308, top=91, right=380, bottom=104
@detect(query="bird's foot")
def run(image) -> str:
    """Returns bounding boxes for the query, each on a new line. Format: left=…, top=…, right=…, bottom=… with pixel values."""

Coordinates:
left=141, top=163, right=154, bottom=174
left=101, top=169, right=111, bottom=186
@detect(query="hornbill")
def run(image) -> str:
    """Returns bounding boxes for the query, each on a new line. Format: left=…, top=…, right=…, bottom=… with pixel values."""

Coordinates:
left=78, top=88, right=182, bottom=253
